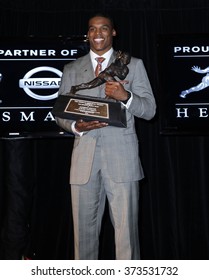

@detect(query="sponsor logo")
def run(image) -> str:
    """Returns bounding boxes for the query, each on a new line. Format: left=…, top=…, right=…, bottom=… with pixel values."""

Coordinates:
left=19, top=66, right=62, bottom=100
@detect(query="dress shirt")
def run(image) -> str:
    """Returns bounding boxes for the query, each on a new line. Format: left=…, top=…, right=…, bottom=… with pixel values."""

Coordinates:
left=90, top=48, right=113, bottom=73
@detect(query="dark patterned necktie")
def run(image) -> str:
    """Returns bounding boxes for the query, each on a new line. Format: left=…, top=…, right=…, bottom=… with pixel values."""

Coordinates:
left=95, top=57, right=105, bottom=77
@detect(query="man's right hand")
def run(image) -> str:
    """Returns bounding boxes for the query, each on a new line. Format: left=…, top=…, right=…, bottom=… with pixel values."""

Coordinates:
left=75, top=119, right=108, bottom=132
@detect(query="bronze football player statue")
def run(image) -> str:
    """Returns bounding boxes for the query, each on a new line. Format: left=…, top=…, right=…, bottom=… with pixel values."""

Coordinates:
left=70, top=51, right=131, bottom=95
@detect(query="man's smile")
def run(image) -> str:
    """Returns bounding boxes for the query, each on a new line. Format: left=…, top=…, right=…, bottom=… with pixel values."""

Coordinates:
left=94, top=38, right=104, bottom=43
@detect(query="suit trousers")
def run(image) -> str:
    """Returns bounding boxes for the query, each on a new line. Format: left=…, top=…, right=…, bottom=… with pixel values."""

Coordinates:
left=71, top=135, right=140, bottom=260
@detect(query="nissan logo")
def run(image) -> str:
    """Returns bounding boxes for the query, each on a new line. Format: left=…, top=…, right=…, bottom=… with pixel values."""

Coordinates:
left=19, top=66, right=62, bottom=101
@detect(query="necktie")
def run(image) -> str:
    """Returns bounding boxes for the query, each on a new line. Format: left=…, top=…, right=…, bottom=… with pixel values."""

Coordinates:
left=95, top=57, right=105, bottom=77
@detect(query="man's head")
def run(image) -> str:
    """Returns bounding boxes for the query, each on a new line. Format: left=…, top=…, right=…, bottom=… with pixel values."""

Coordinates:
left=87, top=13, right=116, bottom=56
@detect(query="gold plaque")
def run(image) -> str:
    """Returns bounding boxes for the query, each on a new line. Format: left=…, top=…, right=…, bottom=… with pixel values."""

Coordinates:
left=64, top=98, right=109, bottom=119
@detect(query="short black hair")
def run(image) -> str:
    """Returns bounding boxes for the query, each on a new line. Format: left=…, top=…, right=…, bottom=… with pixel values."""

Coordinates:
left=88, top=12, right=115, bottom=29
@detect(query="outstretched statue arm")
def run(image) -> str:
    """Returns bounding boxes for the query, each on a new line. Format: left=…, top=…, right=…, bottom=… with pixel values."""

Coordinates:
left=70, top=77, right=105, bottom=94
left=192, top=66, right=209, bottom=74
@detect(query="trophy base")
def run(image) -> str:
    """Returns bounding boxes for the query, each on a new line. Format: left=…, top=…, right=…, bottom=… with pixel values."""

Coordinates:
left=52, top=94, right=127, bottom=127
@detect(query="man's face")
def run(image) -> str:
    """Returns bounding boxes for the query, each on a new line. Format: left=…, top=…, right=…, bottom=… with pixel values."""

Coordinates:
left=87, top=16, right=116, bottom=55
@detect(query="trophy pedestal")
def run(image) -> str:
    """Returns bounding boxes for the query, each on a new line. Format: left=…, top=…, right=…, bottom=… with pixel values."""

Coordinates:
left=52, top=94, right=127, bottom=127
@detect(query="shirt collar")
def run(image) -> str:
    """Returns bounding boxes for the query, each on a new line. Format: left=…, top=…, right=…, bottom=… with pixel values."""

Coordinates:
left=90, top=48, right=114, bottom=68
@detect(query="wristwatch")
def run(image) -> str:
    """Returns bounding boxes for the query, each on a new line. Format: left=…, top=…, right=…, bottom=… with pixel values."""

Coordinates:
left=122, top=91, right=132, bottom=104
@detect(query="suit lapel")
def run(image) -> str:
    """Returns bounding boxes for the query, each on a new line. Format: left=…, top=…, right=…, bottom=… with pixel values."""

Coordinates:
left=108, top=51, right=117, bottom=66
left=80, top=54, right=94, bottom=80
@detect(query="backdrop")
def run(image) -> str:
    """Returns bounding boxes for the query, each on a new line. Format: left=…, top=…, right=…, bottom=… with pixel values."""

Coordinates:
left=0, top=0, right=209, bottom=260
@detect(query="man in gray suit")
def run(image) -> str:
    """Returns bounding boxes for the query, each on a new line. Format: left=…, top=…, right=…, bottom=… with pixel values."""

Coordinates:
left=55, top=13, right=156, bottom=260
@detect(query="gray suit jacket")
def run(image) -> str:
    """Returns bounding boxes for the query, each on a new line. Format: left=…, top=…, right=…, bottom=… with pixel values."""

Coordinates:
left=56, top=51, right=156, bottom=184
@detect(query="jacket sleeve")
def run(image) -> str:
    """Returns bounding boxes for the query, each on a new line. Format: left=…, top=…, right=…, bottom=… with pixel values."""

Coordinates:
left=127, top=58, right=156, bottom=120
left=54, top=63, right=75, bottom=133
